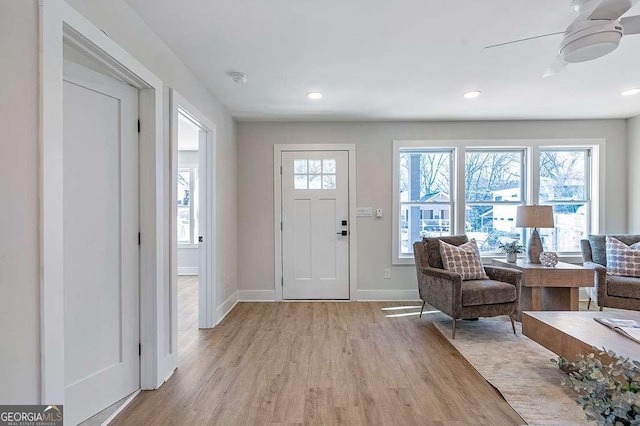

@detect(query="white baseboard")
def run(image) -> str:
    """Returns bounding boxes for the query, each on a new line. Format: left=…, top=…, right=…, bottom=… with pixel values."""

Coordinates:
left=238, top=289, right=276, bottom=301
left=177, top=267, right=198, bottom=275
left=216, top=291, right=239, bottom=324
left=356, top=289, right=420, bottom=301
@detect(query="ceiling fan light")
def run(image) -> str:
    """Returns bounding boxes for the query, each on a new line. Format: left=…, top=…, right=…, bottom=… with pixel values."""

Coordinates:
left=463, top=91, right=482, bottom=99
left=622, top=88, right=640, bottom=96
left=560, top=31, right=621, bottom=63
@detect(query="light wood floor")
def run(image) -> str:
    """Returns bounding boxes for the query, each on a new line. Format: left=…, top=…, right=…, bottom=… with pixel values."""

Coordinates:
left=178, top=275, right=198, bottom=362
left=112, top=289, right=524, bottom=425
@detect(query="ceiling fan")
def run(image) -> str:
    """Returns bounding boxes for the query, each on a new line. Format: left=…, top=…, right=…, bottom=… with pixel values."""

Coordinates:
left=485, top=0, right=640, bottom=77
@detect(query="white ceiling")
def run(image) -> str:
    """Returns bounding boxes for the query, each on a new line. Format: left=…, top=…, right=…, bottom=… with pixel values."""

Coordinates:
left=124, top=0, right=640, bottom=121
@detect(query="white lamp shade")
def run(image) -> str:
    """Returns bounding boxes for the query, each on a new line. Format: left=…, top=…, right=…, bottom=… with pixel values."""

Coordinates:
left=515, top=205, right=554, bottom=228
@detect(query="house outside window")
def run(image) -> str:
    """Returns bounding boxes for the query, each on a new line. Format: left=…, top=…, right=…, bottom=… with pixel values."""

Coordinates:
left=392, top=140, right=600, bottom=265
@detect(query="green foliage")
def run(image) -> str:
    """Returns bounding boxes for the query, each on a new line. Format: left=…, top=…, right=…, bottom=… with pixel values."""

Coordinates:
left=554, top=348, right=640, bottom=425
left=497, top=240, right=525, bottom=254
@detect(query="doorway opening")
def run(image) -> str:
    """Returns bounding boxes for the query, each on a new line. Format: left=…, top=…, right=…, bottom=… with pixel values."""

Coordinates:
left=176, top=111, right=203, bottom=355
left=170, top=89, right=217, bottom=366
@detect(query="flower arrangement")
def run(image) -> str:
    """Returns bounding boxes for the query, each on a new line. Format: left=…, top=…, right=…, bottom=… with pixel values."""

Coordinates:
left=555, top=348, right=640, bottom=425
left=498, top=241, right=525, bottom=254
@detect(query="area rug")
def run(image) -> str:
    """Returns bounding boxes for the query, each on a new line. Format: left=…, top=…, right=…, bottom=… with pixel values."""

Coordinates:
left=431, top=315, right=593, bottom=426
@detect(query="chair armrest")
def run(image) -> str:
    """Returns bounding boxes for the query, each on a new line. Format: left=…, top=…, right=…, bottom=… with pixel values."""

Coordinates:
left=420, top=266, right=462, bottom=282
left=583, top=261, right=607, bottom=302
left=417, top=266, right=462, bottom=318
left=484, top=266, right=522, bottom=287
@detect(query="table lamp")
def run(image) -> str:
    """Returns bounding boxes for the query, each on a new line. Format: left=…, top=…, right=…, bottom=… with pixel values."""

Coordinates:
left=515, top=205, right=555, bottom=264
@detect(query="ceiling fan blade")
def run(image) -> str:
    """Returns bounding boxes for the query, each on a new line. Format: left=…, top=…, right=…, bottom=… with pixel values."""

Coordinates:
left=484, top=32, right=564, bottom=50
left=543, top=55, right=567, bottom=78
left=621, top=15, right=640, bottom=33
left=588, top=0, right=640, bottom=20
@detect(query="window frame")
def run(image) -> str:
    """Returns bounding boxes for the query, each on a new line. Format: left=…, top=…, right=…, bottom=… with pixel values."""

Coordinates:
left=392, top=139, right=602, bottom=265
left=177, top=164, right=198, bottom=247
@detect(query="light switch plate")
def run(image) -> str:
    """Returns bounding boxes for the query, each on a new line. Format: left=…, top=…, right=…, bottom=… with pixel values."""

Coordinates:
left=356, top=207, right=373, bottom=217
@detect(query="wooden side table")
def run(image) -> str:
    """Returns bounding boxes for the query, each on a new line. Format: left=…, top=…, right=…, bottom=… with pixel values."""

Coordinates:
left=492, top=258, right=595, bottom=320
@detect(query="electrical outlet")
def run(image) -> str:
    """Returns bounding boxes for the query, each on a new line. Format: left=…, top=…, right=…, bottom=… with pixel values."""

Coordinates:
left=384, top=268, right=391, bottom=279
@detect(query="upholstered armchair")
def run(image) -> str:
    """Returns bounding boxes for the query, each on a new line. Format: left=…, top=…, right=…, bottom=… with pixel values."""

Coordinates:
left=413, top=235, right=522, bottom=338
left=580, top=234, right=640, bottom=311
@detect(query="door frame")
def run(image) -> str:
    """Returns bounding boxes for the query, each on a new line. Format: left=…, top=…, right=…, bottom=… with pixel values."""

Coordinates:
left=40, top=0, right=167, bottom=404
left=170, top=89, right=217, bottom=333
left=273, top=144, right=358, bottom=301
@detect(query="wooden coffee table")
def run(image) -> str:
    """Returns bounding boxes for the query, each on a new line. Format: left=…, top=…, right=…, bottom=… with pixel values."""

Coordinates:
left=523, top=310, right=640, bottom=362
left=493, top=259, right=595, bottom=320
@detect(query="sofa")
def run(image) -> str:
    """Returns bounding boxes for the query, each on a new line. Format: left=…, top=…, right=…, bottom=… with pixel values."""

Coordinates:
left=580, top=234, right=640, bottom=311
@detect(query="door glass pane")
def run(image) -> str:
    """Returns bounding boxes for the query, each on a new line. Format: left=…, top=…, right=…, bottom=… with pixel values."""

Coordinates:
left=323, top=175, right=336, bottom=189
left=309, top=174, right=321, bottom=189
left=294, top=175, right=307, bottom=189
left=465, top=151, right=522, bottom=201
left=308, top=160, right=322, bottom=174
left=294, top=160, right=307, bottom=174
left=322, top=159, right=336, bottom=173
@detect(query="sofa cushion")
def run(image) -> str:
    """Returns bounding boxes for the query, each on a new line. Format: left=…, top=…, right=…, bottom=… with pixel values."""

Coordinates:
left=462, top=279, right=517, bottom=307
left=606, top=237, right=640, bottom=277
left=422, top=235, right=469, bottom=269
left=588, top=234, right=640, bottom=266
left=439, top=239, right=488, bottom=281
left=607, top=275, right=640, bottom=299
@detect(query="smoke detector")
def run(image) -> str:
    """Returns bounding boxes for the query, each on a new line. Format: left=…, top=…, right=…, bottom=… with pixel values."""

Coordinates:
left=230, top=72, right=247, bottom=84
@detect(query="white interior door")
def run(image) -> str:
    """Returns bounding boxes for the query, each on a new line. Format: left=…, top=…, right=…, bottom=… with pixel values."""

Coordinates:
left=281, top=151, right=349, bottom=299
left=63, top=61, right=140, bottom=425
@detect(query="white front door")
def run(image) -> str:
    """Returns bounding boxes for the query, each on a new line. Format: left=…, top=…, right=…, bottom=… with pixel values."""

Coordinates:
left=281, top=151, right=349, bottom=299
left=63, top=61, right=140, bottom=425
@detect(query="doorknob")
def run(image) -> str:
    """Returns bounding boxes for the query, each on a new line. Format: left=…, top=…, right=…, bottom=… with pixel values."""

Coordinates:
left=198, top=236, right=203, bottom=243
left=336, top=231, right=348, bottom=236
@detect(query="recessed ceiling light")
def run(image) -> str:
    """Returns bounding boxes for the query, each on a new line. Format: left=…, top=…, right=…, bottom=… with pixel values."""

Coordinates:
left=621, top=87, right=640, bottom=97
left=463, top=90, right=482, bottom=99
left=307, top=92, right=323, bottom=100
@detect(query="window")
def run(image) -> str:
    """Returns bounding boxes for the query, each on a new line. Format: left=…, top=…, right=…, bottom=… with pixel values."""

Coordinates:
left=539, top=149, right=591, bottom=252
left=398, top=149, right=453, bottom=255
left=294, top=159, right=336, bottom=189
left=392, top=141, right=598, bottom=264
left=465, top=150, right=525, bottom=253
left=177, top=166, right=199, bottom=245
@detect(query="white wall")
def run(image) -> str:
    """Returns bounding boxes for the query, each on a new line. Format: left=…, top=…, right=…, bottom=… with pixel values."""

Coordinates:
left=629, top=115, right=640, bottom=233
left=237, top=120, right=628, bottom=296
left=0, top=0, right=237, bottom=403
left=0, top=0, right=40, bottom=404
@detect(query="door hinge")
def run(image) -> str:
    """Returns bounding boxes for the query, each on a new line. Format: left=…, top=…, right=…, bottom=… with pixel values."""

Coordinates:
left=281, top=277, right=283, bottom=287
left=138, top=343, right=141, bottom=357
left=280, top=165, right=282, bottom=175
left=137, top=119, right=141, bottom=133
left=281, top=222, right=283, bottom=230
left=138, top=232, right=141, bottom=245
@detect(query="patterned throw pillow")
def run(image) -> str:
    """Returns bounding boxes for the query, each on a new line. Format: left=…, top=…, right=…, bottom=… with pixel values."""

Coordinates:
left=606, top=237, right=640, bottom=277
left=438, top=239, right=489, bottom=281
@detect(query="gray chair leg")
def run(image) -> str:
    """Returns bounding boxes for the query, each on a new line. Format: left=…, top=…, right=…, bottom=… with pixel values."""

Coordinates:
left=419, top=301, right=425, bottom=317
left=452, top=319, right=457, bottom=339
left=509, top=314, right=516, bottom=334
left=599, top=306, right=603, bottom=311
left=587, top=297, right=591, bottom=310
